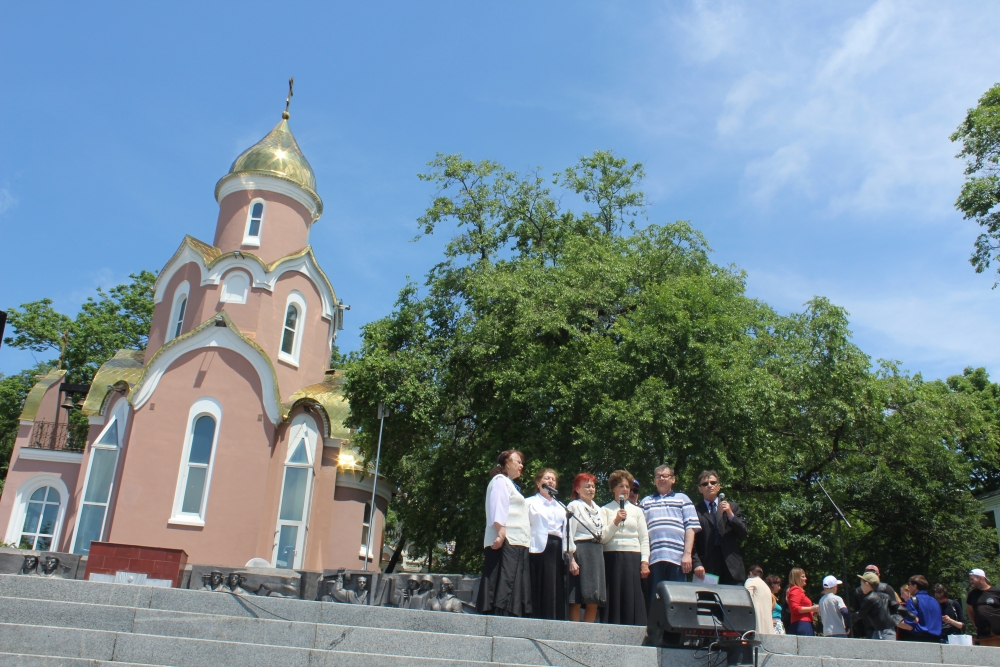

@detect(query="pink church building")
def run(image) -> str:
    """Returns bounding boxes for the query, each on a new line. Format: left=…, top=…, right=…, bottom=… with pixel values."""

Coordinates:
left=0, top=106, right=388, bottom=573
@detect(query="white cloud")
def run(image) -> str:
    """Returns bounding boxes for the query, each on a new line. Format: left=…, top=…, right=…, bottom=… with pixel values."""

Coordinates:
left=0, top=187, right=17, bottom=215
left=746, top=266, right=1000, bottom=379
left=744, top=142, right=810, bottom=203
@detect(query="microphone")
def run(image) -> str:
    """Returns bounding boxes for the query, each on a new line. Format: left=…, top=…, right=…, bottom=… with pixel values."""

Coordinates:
left=618, top=494, right=626, bottom=510
left=718, top=492, right=725, bottom=503
left=543, top=484, right=558, bottom=497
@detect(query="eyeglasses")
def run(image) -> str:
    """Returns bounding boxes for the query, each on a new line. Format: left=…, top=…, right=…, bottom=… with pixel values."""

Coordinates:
left=699, top=481, right=720, bottom=487
left=656, top=474, right=674, bottom=480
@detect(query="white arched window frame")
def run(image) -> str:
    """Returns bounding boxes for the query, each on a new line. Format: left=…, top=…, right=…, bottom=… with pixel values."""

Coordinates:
left=69, top=399, right=128, bottom=555
left=220, top=271, right=250, bottom=304
left=242, top=198, right=265, bottom=247
left=169, top=398, right=222, bottom=527
left=165, top=281, right=190, bottom=343
left=4, top=474, right=70, bottom=552
left=272, top=414, right=317, bottom=569
left=278, top=291, right=306, bottom=368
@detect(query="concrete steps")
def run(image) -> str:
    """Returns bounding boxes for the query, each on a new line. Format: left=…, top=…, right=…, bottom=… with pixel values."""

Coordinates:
left=0, top=575, right=997, bottom=666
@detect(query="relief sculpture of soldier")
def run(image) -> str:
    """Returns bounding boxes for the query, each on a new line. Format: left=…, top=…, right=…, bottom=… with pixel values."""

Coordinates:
left=321, top=570, right=371, bottom=604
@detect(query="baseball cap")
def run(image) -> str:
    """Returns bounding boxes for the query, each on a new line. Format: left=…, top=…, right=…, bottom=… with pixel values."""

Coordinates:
left=970, top=568, right=988, bottom=579
left=858, top=572, right=880, bottom=585
left=632, top=479, right=640, bottom=489
left=864, top=564, right=880, bottom=576
left=822, top=575, right=842, bottom=588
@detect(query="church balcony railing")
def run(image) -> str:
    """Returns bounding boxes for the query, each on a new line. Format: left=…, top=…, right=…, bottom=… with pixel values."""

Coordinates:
left=27, top=421, right=87, bottom=452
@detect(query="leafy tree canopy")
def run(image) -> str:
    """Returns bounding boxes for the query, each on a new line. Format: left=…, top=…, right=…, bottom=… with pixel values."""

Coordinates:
left=4, top=271, right=155, bottom=385
left=346, top=151, right=1000, bottom=595
left=952, top=82, right=1000, bottom=281
left=1, top=271, right=155, bottom=481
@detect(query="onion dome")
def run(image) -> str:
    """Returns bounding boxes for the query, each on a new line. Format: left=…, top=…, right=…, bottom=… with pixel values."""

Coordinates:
left=215, top=113, right=323, bottom=219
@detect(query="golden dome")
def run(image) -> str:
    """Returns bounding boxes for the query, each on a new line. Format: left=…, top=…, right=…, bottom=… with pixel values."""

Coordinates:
left=215, top=116, right=323, bottom=219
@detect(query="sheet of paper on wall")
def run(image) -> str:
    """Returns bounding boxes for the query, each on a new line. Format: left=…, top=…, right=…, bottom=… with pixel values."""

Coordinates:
left=693, top=572, right=719, bottom=585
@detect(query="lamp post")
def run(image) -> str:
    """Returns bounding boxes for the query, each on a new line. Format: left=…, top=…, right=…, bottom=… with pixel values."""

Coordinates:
left=817, top=481, right=851, bottom=611
left=364, top=403, right=387, bottom=572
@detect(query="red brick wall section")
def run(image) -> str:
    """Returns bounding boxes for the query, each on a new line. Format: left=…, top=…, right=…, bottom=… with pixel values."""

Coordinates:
left=84, top=542, right=188, bottom=588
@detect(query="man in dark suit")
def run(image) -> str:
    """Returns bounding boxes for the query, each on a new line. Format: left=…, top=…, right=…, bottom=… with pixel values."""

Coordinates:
left=691, top=470, right=747, bottom=585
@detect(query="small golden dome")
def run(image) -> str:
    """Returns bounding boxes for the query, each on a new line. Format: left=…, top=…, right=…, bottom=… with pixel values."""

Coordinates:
left=215, top=117, right=323, bottom=219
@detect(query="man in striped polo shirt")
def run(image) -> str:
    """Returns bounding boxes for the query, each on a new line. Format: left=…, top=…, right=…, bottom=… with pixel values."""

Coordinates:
left=640, top=464, right=700, bottom=606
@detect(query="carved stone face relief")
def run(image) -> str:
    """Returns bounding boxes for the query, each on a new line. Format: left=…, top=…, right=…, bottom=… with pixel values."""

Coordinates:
left=21, top=555, right=38, bottom=575
left=41, top=556, right=60, bottom=576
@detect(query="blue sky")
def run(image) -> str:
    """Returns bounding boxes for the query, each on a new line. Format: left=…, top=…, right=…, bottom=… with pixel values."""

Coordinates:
left=2, top=1, right=999, bottom=381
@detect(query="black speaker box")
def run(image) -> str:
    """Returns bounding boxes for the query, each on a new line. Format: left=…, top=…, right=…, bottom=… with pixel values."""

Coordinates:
left=647, top=580, right=757, bottom=648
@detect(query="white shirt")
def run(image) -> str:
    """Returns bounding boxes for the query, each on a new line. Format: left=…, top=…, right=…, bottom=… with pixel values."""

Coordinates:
left=483, top=474, right=531, bottom=548
left=601, top=500, right=650, bottom=562
left=526, top=493, right=566, bottom=554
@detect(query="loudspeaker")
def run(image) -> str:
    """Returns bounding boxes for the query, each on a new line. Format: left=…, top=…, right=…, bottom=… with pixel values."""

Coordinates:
left=647, top=580, right=757, bottom=649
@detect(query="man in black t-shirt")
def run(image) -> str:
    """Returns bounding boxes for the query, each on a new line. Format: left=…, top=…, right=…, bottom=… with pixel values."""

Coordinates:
left=967, top=569, right=1000, bottom=637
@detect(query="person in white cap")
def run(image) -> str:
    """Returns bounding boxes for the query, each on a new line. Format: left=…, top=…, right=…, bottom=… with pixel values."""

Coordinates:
left=967, top=568, right=1000, bottom=638
left=819, top=574, right=850, bottom=637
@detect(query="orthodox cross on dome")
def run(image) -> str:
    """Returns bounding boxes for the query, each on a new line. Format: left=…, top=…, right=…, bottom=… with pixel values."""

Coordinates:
left=283, top=77, right=295, bottom=120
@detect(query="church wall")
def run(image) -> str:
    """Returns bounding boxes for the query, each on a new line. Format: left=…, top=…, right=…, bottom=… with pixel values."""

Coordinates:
left=146, top=262, right=208, bottom=363
left=214, top=268, right=263, bottom=335
left=329, top=484, right=387, bottom=571
left=214, top=190, right=312, bottom=264
left=263, top=272, right=331, bottom=395
left=108, top=347, right=275, bottom=567
left=300, top=437, right=342, bottom=570
left=0, top=379, right=82, bottom=552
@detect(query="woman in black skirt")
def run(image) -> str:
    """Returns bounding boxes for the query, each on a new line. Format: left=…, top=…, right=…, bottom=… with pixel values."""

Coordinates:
left=566, top=472, right=606, bottom=622
left=601, top=470, right=649, bottom=625
left=476, top=449, right=532, bottom=616
left=526, top=468, right=566, bottom=619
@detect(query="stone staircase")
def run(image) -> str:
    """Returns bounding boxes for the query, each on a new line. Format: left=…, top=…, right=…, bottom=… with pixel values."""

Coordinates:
left=0, top=574, right=997, bottom=666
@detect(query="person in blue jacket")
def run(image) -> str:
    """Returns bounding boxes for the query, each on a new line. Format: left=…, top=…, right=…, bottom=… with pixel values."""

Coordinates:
left=900, top=575, right=942, bottom=642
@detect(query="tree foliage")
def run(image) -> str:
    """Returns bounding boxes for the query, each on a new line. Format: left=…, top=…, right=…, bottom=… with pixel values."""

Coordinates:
left=952, top=82, right=1000, bottom=280
left=1, top=271, right=155, bottom=483
left=4, top=271, right=155, bottom=385
left=346, top=151, right=1000, bottom=594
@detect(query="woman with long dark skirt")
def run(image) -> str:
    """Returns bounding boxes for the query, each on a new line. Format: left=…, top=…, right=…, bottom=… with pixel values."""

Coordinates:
left=601, top=469, right=649, bottom=625
left=526, top=468, right=566, bottom=620
left=566, top=473, right=607, bottom=623
left=476, top=450, right=532, bottom=616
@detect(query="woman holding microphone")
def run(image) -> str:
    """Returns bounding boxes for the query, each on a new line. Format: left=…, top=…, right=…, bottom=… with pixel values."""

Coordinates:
left=601, top=469, right=650, bottom=625
left=526, top=468, right=566, bottom=620
left=477, top=449, right=532, bottom=616
left=566, top=473, right=607, bottom=622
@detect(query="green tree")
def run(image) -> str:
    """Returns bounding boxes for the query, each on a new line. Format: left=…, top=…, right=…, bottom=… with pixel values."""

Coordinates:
left=346, top=150, right=1000, bottom=590
left=1, top=271, right=155, bottom=480
left=4, top=271, right=155, bottom=385
left=952, top=83, right=1000, bottom=281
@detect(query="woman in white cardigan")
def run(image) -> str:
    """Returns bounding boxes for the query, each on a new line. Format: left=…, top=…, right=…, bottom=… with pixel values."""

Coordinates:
left=476, top=449, right=532, bottom=616
left=601, top=469, right=650, bottom=625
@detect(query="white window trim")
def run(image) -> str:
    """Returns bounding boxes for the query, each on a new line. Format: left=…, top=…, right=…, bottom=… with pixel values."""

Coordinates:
left=169, top=398, right=222, bottom=527
left=242, top=198, right=265, bottom=247
left=278, top=291, right=306, bottom=368
left=360, top=502, right=374, bottom=559
left=68, top=399, right=129, bottom=554
left=165, top=281, right=190, bottom=343
left=3, top=474, right=70, bottom=550
left=219, top=270, right=250, bottom=304
left=271, top=414, right=317, bottom=569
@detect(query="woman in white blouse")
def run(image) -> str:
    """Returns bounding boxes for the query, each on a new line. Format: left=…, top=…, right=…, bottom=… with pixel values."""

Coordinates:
left=566, top=472, right=607, bottom=622
left=525, top=468, right=566, bottom=620
left=476, top=449, right=532, bottom=616
left=601, top=469, right=650, bottom=625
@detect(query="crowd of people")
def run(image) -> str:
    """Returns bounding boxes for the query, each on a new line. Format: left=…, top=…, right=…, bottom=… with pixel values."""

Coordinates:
left=474, top=449, right=1000, bottom=644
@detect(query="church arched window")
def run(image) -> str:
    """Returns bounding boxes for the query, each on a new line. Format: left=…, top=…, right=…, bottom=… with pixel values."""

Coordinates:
left=278, top=292, right=306, bottom=366
left=169, top=398, right=221, bottom=526
left=243, top=199, right=265, bottom=247
left=273, top=414, right=317, bottom=569
left=166, top=281, right=190, bottom=343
